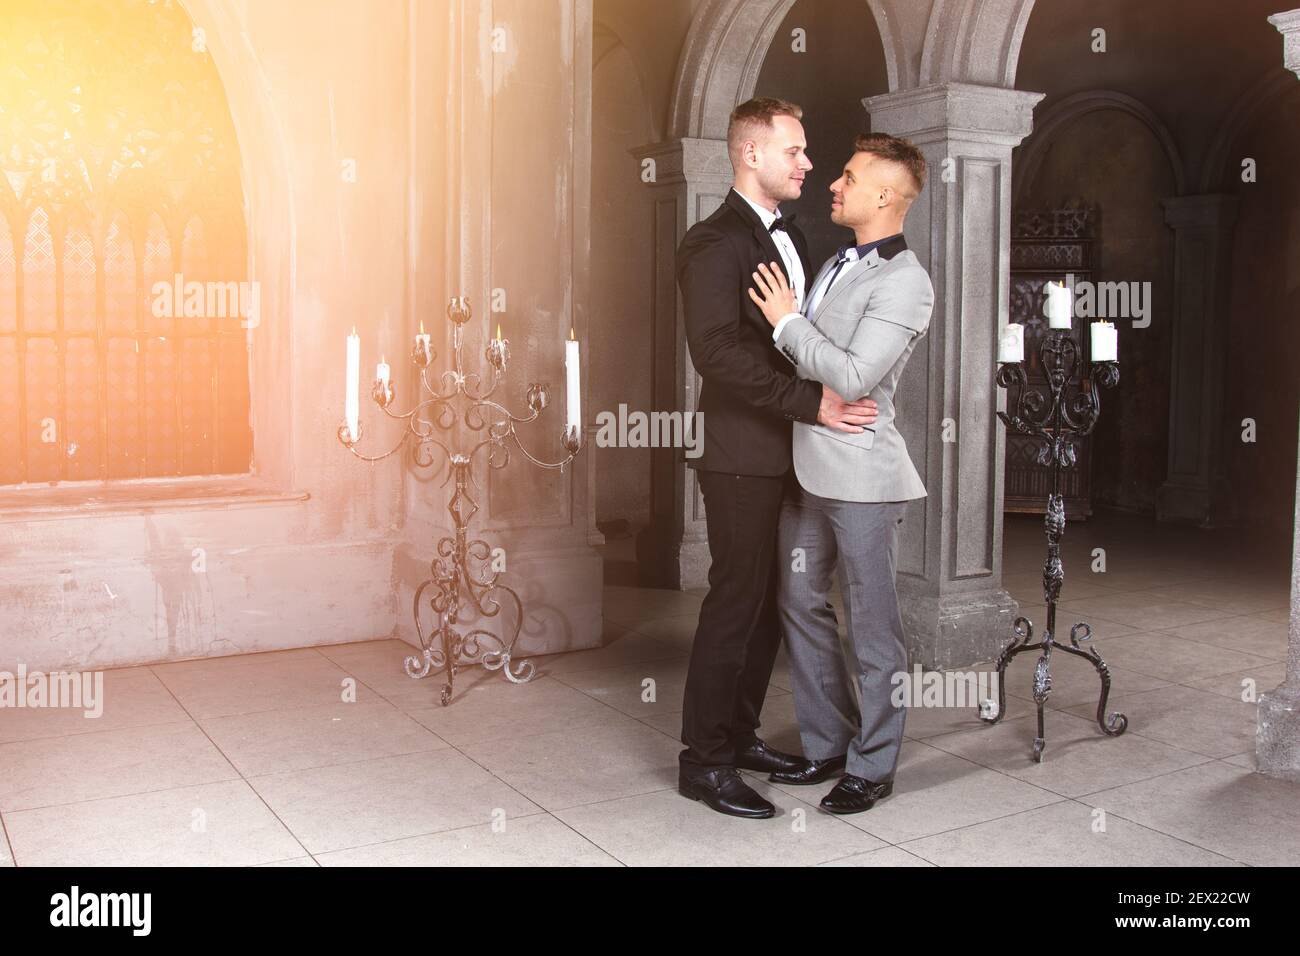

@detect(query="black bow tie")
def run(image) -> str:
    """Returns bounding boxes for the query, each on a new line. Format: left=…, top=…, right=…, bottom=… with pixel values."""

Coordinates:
left=769, top=213, right=796, bottom=234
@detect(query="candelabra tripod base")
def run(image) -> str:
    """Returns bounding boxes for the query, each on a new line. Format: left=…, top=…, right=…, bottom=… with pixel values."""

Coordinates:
left=403, top=625, right=536, bottom=706
left=979, top=616, right=1128, bottom=762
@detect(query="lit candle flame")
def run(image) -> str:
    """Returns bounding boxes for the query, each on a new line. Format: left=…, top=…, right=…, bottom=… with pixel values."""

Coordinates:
left=496, top=323, right=502, bottom=341
left=419, top=320, right=425, bottom=334
left=569, top=326, right=575, bottom=341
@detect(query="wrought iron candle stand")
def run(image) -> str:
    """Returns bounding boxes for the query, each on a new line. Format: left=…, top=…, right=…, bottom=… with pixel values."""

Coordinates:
left=983, top=328, right=1128, bottom=761
left=337, top=297, right=581, bottom=705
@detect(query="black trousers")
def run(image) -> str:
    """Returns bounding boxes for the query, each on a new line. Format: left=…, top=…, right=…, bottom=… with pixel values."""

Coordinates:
left=679, top=469, right=787, bottom=774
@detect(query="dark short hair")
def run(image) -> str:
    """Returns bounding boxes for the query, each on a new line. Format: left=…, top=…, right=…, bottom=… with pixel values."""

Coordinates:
left=852, top=132, right=927, bottom=198
left=727, top=97, right=803, bottom=163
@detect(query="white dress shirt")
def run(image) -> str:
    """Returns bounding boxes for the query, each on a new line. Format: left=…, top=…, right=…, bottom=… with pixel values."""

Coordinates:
left=806, top=247, right=861, bottom=315
left=734, top=188, right=806, bottom=315
left=771, top=234, right=902, bottom=340
left=773, top=246, right=862, bottom=340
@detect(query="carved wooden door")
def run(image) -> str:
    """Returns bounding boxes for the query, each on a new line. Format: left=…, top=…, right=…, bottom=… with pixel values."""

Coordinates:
left=1007, top=206, right=1099, bottom=519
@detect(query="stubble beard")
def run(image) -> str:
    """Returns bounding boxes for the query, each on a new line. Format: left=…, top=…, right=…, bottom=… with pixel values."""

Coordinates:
left=760, top=168, right=802, bottom=205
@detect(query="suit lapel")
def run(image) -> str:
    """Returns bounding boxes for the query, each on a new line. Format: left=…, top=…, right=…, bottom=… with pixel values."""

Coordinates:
left=752, top=223, right=787, bottom=281
left=813, top=252, right=882, bottom=322
left=725, top=189, right=784, bottom=272
left=725, top=189, right=794, bottom=295
left=811, top=234, right=911, bottom=323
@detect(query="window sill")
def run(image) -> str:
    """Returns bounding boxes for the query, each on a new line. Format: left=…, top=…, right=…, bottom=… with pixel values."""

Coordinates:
left=0, top=475, right=310, bottom=523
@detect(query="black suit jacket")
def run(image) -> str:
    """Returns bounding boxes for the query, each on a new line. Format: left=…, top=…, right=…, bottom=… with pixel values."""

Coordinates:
left=677, top=189, right=822, bottom=476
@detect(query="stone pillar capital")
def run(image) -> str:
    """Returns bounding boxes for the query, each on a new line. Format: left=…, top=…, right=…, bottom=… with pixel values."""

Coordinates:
left=1269, top=9, right=1300, bottom=78
left=864, top=82, right=1045, bottom=148
left=631, top=137, right=731, bottom=187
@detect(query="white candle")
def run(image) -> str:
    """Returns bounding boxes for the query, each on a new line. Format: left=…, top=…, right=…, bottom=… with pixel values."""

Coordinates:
left=415, top=321, right=431, bottom=362
left=1090, top=321, right=1118, bottom=362
left=376, top=355, right=390, bottom=389
left=998, top=323, right=1025, bottom=363
left=345, top=328, right=360, bottom=442
left=1045, top=280, right=1072, bottom=329
left=565, top=329, right=580, bottom=432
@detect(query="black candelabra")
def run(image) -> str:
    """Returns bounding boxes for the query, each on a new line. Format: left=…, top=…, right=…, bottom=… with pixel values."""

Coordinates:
left=983, top=328, right=1128, bottom=761
left=337, top=298, right=581, bottom=705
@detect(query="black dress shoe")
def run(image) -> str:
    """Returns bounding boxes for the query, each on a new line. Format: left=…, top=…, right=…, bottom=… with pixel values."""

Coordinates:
left=819, top=773, right=894, bottom=814
left=769, top=754, right=847, bottom=785
left=679, top=768, right=776, bottom=819
left=734, top=738, right=804, bottom=774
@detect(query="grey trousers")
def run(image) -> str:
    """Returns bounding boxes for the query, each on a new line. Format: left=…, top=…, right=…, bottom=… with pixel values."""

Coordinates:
left=777, top=483, right=908, bottom=782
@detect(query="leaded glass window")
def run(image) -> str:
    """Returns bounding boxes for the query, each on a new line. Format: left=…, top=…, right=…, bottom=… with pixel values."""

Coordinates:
left=0, top=0, right=251, bottom=486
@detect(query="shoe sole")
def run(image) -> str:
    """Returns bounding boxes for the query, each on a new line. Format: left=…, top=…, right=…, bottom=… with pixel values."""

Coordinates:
left=678, top=786, right=776, bottom=819
left=820, top=801, right=878, bottom=814
left=768, top=768, right=846, bottom=786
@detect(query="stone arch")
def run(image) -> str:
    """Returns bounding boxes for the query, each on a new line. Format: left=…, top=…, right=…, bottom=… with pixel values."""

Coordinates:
left=667, top=0, right=900, bottom=141
left=1196, top=69, right=1299, bottom=193
left=593, top=14, right=662, bottom=141
left=178, top=0, right=297, bottom=486
left=918, top=0, right=1038, bottom=87
left=1012, top=90, right=1186, bottom=206
left=647, top=0, right=1051, bottom=664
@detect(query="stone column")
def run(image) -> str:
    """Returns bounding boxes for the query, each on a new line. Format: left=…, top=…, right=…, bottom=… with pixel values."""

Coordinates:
left=1259, top=414, right=1300, bottom=780
left=1257, top=8, right=1300, bottom=782
left=1156, top=194, right=1238, bottom=527
left=630, top=136, right=732, bottom=589
left=863, top=82, right=1042, bottom=670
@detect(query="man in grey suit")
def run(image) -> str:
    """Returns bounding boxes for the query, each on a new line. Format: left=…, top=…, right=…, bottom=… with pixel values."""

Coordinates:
left=748, top=132, right=933, bottom=814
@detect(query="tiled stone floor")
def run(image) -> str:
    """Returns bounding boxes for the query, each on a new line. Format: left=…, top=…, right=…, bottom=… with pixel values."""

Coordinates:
left=1, top=511, right=1296, bottom=866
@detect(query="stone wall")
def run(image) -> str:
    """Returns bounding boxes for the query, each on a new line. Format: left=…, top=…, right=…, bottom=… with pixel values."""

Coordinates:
left=0, top=0, right=604, bottom=672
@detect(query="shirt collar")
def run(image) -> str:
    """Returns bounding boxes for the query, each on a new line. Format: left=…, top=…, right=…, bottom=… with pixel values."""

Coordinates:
left=845, top=232, right=904, bottom=261
left=732, top=187, right=781, bottom=229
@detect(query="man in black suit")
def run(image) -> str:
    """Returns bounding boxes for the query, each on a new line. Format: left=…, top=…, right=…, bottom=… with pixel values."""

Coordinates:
left=676, top=97, right=878, bottom=819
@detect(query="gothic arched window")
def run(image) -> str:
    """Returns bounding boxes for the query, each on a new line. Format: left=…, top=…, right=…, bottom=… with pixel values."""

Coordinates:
left=0, top=0, right=251, bottom=486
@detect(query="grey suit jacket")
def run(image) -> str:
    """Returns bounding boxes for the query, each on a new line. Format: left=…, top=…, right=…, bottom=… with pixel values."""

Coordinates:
left=775, top=235, right=934, bottom=503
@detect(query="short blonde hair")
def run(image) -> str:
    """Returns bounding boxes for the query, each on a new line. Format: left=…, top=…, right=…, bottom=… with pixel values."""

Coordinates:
left=727, top=97, right=803, bottom=166
left=852, top=132, right=927, bottom=198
